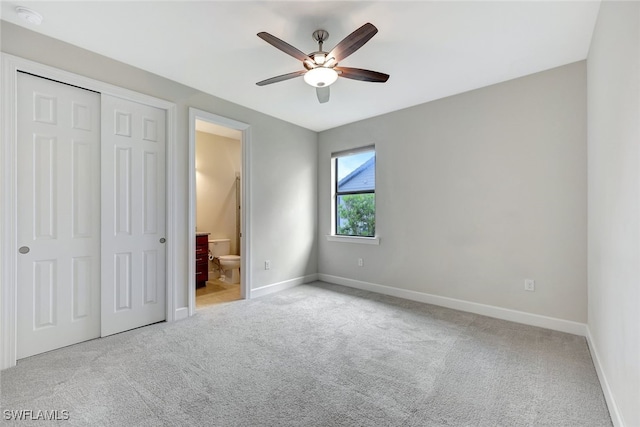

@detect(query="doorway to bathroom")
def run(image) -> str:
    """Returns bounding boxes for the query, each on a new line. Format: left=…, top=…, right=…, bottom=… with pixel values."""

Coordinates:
left=188, top=109, right=251, bottom=313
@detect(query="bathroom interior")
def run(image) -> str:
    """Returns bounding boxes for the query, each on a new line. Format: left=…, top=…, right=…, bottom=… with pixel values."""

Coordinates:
left=195, top=120, right=242, bottom=309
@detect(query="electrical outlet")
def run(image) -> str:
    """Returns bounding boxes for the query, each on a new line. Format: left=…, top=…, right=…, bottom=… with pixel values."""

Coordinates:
left=358, top=258, right=364, bottom=267
left=524, top=279, right=535, bottom=292
left=265, top=260, right=271, bottom=270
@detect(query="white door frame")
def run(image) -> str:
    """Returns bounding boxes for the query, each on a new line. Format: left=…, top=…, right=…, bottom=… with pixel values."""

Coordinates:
left=188, top=108, right=251, bottom=315
left=0, top=53, right=178, bottom=370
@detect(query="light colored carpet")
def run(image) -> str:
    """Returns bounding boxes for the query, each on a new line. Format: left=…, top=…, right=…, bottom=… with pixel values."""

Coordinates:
left=1, top=282, right=611, bottom=426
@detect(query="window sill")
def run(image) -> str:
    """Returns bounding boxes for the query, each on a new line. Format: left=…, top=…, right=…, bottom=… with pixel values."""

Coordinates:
left=325, top=235, right=380, bottom=245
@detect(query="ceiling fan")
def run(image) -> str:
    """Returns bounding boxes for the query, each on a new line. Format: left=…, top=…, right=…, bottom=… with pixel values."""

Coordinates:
left=256, top=23, right=390, bottom=104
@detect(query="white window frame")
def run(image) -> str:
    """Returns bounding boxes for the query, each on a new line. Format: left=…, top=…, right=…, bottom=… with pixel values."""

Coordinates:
left=327, top=146, right=380, bottom=245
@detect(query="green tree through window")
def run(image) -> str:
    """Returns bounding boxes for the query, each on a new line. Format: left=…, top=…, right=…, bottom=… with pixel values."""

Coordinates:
left=338, top=194, right=375, bottom=236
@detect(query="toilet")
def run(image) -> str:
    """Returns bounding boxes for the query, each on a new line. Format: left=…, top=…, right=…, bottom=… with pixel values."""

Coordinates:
left=208, top=239, right=241, bottom=284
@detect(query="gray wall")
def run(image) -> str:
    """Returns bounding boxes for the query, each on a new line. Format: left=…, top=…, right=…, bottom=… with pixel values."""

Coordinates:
left=318, top=61, right=587, bottom=323
left=587, top=2, right=640, bottom=426
left=1, top=22, right=318, bottom=309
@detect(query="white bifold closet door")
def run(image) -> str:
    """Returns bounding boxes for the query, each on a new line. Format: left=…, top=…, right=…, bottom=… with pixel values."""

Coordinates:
left=16, top=74, right=167, bottom=359
left=100, top=94, right=166, bottom=337
left=16, top=73, right=101, bottom=359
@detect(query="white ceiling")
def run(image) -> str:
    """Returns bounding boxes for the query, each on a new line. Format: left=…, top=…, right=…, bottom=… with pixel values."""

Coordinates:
left=1, top=1, right=601, bottom=132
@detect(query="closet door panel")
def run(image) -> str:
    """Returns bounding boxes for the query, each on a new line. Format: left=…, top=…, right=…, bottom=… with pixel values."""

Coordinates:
left=16, top=72, right=101, bottom=359
left=101, top=94, right=166, bottom=337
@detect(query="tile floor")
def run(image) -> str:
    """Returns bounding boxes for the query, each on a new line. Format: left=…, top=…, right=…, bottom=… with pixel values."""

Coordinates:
left=196, top=277, right=241, bottom=309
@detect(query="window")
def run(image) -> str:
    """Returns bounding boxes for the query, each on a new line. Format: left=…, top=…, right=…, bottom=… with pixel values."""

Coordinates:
left=333, top=147, right=376, bottom=237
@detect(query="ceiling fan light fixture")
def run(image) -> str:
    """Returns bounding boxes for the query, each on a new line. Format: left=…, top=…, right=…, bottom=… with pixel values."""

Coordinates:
left=304, top=67, right=338, bottom=87
left=256, top=23, right=388, bottom=102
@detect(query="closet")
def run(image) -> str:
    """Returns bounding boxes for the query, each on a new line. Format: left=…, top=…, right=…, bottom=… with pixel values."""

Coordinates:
left=14, top=71, right=168, bottom=359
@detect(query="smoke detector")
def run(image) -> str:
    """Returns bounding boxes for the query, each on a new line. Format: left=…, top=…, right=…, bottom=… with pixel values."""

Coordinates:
left=16, top=6, right=43, bottom=25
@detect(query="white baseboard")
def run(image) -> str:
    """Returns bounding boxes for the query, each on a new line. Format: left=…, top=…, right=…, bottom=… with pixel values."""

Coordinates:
left=251, top=273, right=319, bottom=299
left=586, top=327, right=624, bottom=427
left=174, top=307, right=189, bottom=321
left=318, top=274, right=587, bottom=336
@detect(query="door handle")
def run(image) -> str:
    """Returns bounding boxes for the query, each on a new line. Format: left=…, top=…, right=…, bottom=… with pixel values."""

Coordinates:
left=18, top=246, right=30, bottom=254
left=160, top=238, right=166, bottom=244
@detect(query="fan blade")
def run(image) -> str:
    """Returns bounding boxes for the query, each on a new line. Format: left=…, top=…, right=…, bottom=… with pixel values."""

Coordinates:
left=328, top=23, right=378, bottom=62
left=257, top=32, right=310, bottom=62
left=316, top=86, right=330, bottom=103
left=336, top=67, right=389, bottom=83
left=256, top=70, right=306, bottom=86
